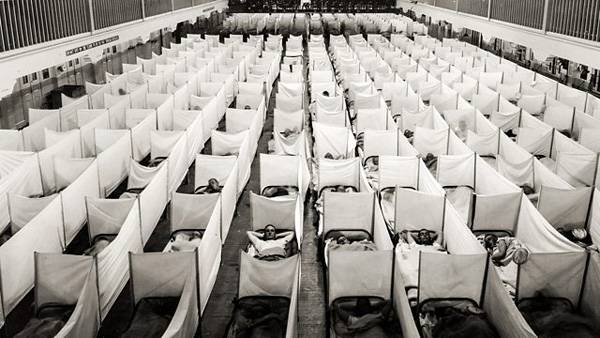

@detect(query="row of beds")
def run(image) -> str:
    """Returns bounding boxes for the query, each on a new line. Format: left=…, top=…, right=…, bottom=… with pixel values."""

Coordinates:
left=355, top=90, right=596, bottom=336
left=323, top=34, right=598, bottom=337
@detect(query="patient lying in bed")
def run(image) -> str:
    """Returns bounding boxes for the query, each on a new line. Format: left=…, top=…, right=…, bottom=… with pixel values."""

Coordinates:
left=557, top=227, right=594, bottom=249
left=247, top=225, right=296, bottom=261
left=419, top=300, right=499, bottom=338
left=121, top=297, right=179, bottom=338
left=15, top=306, right=75, bottom=338
left=518, top=295, right=599, bottom=338
left=324, top=231, right=377, bottom=266
left=396, top=230, right=445, bottom=305
left=168, top=231, right=203, bottom=252
left=263, top=186, right=299, bottom=199
left=332, top=298, right=400, bottom=337
left=195, top=178, right=223, bottom=194
left=227, top=297, right=290, bottom=338
left=479, top=234, right=529, bottom=298
left=364, top=157, right=379, bottom=189
left=84, top=235, right=115, bottom=256
left=522, top=185, right=539, bottom=204
left=268, top=128, right=301, bottom=154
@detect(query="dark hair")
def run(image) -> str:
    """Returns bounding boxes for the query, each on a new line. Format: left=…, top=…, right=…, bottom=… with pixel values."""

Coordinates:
left=355, top=298, right=372, bottom=317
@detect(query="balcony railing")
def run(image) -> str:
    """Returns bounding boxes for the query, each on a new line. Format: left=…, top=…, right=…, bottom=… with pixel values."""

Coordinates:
left=428, top=0, right=600, bottom=43
left=547, top=0, right=600, bottom=42
left=0, top=0, right=217, bottom=53
left=0, top=0, right=91, bottom=52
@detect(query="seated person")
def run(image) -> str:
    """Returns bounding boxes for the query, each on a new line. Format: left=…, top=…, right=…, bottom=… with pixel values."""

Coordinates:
left=195, top=178, right=222, bottom=194
left=247, top=225, right=295, bottom=260
left=333, top=298, right=393, bottom=336
left=169, top=231, right=203, bottom=252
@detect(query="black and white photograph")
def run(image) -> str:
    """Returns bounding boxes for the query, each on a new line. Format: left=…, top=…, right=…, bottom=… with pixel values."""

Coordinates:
left=0, top=0, right=599, bottom=337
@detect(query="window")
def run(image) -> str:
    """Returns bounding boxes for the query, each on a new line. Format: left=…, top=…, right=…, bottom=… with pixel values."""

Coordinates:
left=68, top=60, right=73, bottom=67
left=112, top=46, right=117, bottom=53
left=42, top=69, right=50, bottom=79
left=31, top=73, right=38, bottom=81
left=21, top=76, right=28, bottom=84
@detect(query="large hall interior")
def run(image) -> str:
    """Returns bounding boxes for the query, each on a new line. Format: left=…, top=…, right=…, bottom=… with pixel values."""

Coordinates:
left=0, top=0, right=599, bottom=337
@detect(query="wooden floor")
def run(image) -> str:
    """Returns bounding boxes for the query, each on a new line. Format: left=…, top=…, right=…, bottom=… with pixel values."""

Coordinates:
left=201, top=41, right=327, bottom=338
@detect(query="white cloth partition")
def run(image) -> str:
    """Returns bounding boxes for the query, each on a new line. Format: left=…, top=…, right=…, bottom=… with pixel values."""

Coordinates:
left=39, top=129, right=82, bottom=194
left=60, top=160, right=101, bottom=243
left=97, top=199, right=143, bottom=318
left=238, top=251, right=299, bottom=299
left=95, top=130, right=131, bottom=196
left=418, top=252, right=487, bottom=305
left=537, top=186, right=593, bottom=228
left=86, top=198, right=136, bottom=241
left=139, top=163, right=169, bottom=244
left=313, top=123, right=355, bottom=159
left=0, top=151, right=43, bottom=232
left=328, top=250, right=392, bottom=304
left=36, top=253, right=100, bottom=338
left=518, top=252, right=586, bottom=306
left=322, top=191, right=374, bottom=236
left=211, top=130, right=248, bottom=156
left=7, top=194, right=55, bottom=233
left=437, top=153, right=475, bottom=187
left=0, top=196, right=65, bottom=316
left=413, top=127, right=448, bottom=155
left=379, top=156, right=419, bottom=190
left=395, top=188, right=445, bottom=233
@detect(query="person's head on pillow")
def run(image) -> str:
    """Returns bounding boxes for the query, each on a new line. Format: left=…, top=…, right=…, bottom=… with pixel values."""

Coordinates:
left=424, top=153, right=436, bottom=162
left=322, top=90, right=330, bottom=97
left=336, top=235, right=350, bottom=245
left=403, top=129, right=414, bottom=138
left=414, top=229, right=437, bottom=245
left=244, top=105, right=252, bottom=110
left=522, top=184, right=535, bottom=195
left=324, top=152, right=334, bottom=160
left=208, top=178, right=220, bottom=191
left=571, top=228, right=588, bottom=240
left=264, top=224, right=277, bottom=240
left=371, top=156, right=379, bottom=166
left=483, top=234, right=498, bottom=252
left=118, top=88, right=127, bottom=96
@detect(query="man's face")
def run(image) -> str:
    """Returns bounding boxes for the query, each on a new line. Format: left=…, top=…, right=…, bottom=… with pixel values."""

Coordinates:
left=264, top=225, right=276, bottom=240
left=418, top=230, right=431, bottom=244
left=337, top=236, right=349, bottom=245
